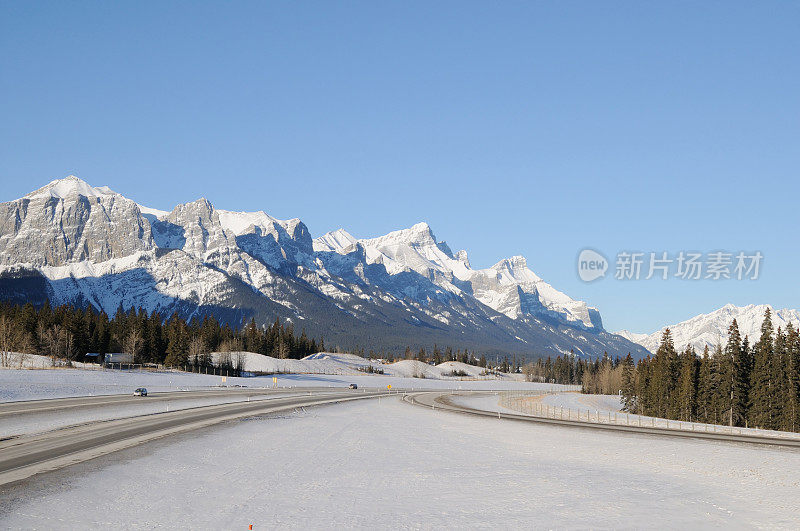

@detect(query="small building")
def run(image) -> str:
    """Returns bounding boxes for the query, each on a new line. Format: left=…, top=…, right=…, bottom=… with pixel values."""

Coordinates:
left=104, top=353, right=133, bottom=364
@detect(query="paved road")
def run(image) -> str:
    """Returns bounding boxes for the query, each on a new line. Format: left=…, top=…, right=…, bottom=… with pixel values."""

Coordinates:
left=0, top=389, right=389, bottom=487
left=405, top=391, right=800, bottom=449
left=0, top=387, right=363, bottom=417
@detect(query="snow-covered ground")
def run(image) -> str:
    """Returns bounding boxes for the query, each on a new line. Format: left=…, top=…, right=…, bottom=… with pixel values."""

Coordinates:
left=539, top=391, right=625, bottom=413
left=0, top=365, right=570, bottom=403
left=470, top=391, right=800, bottom=441
left=441, top=391, right=623, bottom=417
left=0, top=368, right=255, bottom=402
left=218, top=351, right=523, bottom=381
left=446, top=392, right=523, bottom=415
left=3, top=351, right=521, bottom=382
left=2, top=398, right=799, bottom=528
left=0, top=352, right=94, bottom=370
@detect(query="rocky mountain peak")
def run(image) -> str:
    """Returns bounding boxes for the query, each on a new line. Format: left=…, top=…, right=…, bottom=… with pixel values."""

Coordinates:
left=25, top=175, right=116, bottom=201
left=455, top=249, right=470, bottom=267
left=0, top=176, right=654, bottom=360
left=619, top=303, right=800, bottom=354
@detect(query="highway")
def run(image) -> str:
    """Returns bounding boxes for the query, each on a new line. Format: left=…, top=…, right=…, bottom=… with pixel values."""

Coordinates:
left=404, top=391, right=800, bottom=449
left=6, top=386, right=799, bottom=489
left=0, top=389, right=389, bottom=487
left=0, top=387, right=351, bottom=418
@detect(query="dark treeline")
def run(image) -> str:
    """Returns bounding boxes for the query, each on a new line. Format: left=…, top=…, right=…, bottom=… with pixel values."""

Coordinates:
left=1, top=302, right=642, bottom=379
left=0, top=302, right=522, bottom=372
left=525, top=353, right=585, bottom=385
left=622, top=308, right=800, bottom=433
left=525, top=352, right=629, bottom=389
left=0, top=302, right=324, bottom=368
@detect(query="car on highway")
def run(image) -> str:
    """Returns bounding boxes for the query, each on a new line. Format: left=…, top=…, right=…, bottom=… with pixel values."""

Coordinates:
left=133, top=388, right=148, bottom=397
left=348, top=383, right=358, bottom=389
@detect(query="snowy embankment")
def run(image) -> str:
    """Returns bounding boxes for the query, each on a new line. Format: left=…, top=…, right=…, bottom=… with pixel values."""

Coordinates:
left=458, top=391, right=800, bottom=442
left=3, top=398, right=798, bottom=528
left=0, top=352, right=94, bottom=370
left=0, top=352, right=559, bottom=402
left=215, top=351, right=517, bottom=380
left=539, top=391, right=625, bottom=413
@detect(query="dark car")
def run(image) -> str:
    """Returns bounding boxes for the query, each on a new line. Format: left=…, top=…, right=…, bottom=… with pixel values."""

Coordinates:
left=348, top=383, right=358, bottom=389
left=133, top=387, right=148, bottom=397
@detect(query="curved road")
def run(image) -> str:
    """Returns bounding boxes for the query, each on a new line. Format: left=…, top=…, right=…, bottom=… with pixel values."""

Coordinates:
left=405, top=391, right=800, bottom=449
left=0, top=389, right=389, bottom=487
left=7, top=387, right=797, bottom=489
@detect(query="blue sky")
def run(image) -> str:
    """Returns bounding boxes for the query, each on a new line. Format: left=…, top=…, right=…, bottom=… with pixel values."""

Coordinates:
left=1, top=1, right=798, bottom=333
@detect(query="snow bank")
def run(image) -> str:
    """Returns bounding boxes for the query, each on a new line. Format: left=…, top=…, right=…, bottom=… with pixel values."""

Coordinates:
left=213, top=351, right=517, bottom=381
left=0, top=352, right=93, bottom=370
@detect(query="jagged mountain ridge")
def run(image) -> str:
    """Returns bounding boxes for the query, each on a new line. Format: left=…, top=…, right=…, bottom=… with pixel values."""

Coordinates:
left=0, top=175, right=648, bottom=359
left=617, top=304, right=800, bottom=354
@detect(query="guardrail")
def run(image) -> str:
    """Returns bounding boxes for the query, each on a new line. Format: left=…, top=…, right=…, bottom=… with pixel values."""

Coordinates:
left=402, top=391, right=800, bottom=448
left=496, top=391, right=800, bottom=442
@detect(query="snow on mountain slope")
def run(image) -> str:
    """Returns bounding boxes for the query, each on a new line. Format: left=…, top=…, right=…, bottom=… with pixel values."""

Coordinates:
left=217, top=208, right=313, bottom=268
left=0, top=175, right=649, bottom=359
left=315, top=224, right=601, bottom=329
left=619, top=304, right=800, bottom=354
left=616, top=330, right=649, bottom=344
left=313, top=228, right=358, bottom=253
left=137, top=205, right=170, bottom=218
left=25, top=175, right=115, bottom=200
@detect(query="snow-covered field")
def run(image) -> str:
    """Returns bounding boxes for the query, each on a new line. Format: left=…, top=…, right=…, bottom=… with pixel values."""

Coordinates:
left=0, top=364, right=569, bottom=403
left=2, top=397, right=799, bottom=528
left=539, top=391, right=625, bottom=413
left=0, top=352, right=94, bottom=370
left=462, top=391, right=800, bottom=442
left=217, top=351, right=523, bottom=381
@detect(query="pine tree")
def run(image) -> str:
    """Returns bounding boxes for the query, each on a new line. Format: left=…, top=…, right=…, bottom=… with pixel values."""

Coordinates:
left=719, top=319, right=747, bottom=426
left=772, top=326, right=789, bottom=430
left=677, top=345, right=698, bottom=421
left=785, top=323, right=800, bottom=432
left=650, top=329, right=678, bottom=418
left=749, top=308, right=775, bottom=429
left=697, top=346, right=715, bottom=423
left=621, top=353, right=636, bottom=412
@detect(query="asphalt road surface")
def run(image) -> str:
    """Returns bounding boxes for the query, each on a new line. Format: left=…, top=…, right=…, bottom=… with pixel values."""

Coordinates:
left=0, top=389, right=389, bottom=487
left=0, top=386, right=363, bottom=418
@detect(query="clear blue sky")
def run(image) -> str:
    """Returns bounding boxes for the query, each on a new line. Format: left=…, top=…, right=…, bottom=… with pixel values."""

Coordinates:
left=1, top=1, right=798, bottom=333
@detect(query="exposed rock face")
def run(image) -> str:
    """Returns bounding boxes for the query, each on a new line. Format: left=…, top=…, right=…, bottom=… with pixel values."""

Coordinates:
left=0, top=175, right=649, bottom=359
left=0, top=176, right=153, bottom=267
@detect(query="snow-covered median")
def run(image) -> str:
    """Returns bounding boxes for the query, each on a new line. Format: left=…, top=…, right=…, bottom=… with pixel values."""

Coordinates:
left=2, top=398, right=798, bottom=528
left=0, top=354, right=563, bottom=402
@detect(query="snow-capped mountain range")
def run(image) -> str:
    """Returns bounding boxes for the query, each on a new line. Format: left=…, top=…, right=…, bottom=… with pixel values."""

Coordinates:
left=0, top=175, right=648, bottom=359
left=618, top=304, right=800, bottom=354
